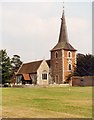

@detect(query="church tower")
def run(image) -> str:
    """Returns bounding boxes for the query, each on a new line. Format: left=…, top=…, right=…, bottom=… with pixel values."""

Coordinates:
left=50, top=7, right=77, bottom=84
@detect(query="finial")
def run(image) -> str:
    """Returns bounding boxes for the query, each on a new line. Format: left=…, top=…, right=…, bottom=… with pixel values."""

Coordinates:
left=61, top=1, right=64, bottom=20
left=63, top=2, right=64, bottom=14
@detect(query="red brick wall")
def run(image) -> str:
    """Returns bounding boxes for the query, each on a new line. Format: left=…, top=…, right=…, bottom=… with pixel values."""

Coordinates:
left=51, top=49, right=76, bottom=84
left=72, top=76, right=94, bottom=86
left=63, top=50, right=76, bottom=82
left=51, top=49, right=63, bottom=84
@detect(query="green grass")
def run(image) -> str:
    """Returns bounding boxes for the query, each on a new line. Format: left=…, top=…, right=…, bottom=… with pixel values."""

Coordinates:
left=2, top=87, right=92, bottom=118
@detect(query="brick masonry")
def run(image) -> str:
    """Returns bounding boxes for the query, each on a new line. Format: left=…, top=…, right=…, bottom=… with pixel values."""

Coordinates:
left=51, top=49, right=76, bottom=84
left=72, top=76, right=94, bottom=86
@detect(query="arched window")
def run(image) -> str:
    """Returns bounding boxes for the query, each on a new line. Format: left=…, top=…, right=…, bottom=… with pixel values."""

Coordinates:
left=42, top=70, right=47, bottom=80
left=67, top=51, right=72, bottom=58
left=69, top=52, right=71, bottom=57
left=68, top=63, right=72, bottom=70
left=55, top=51, right=58, bottom=59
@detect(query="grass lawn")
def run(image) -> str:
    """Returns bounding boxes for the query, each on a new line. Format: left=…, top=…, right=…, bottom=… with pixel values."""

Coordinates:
left=2, top=86, right=92, bottom=118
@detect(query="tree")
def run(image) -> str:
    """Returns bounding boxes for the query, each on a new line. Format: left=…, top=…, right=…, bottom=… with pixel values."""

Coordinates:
left=74, top=53, right=94, bottom=76
left=11, top=55, right=22, bottom=73
left=0, top=49, right=12, bottom=84
left=0, top=51, right=2, bottom=84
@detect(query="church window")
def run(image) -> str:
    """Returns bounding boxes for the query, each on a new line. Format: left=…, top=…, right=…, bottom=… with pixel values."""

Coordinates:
left=69, top=52, right=71, bottom=57
left=42, top=70, right=47, bottom=80
left=68, top=63, right=72, bottom=70
left=67, top=51, right=72, bottom=58
left=55, top=51, right=58, bottom=58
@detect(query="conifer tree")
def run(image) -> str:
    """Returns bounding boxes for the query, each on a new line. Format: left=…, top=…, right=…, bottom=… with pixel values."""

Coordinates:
left=0, top=49, right=12, bottom=84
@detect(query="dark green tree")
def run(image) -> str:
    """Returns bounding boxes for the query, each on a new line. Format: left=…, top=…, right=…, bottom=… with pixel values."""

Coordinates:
left=0, top=51, right=2, bottom=84
left=74, top=54, right=94, bottom=76
left=11, top=55, right=22, bottom=73
left=0, top=49, right=12, bottom=84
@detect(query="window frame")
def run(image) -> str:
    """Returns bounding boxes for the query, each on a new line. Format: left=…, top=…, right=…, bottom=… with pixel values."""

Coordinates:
left=67, top=51, right=72, bottom=58
left=42, top=70, right=47, bottom=80
left=55, top=51, right=58, bottom=59
left=68, top=63, right=72, bottom=71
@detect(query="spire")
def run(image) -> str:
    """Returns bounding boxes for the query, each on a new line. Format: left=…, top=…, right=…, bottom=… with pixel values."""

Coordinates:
left=62, top=2, right=64, bottom=16
left=51, top=2, right=76, bottom=51
left=58, top=2, right=68, bottom=43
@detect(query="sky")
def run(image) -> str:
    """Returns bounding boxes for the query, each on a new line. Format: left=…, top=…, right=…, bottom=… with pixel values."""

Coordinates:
left=0, top=1, right=92, bottom=63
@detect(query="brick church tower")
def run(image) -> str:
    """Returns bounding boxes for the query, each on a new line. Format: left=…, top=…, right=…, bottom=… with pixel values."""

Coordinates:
left=50, top=8, right=77, bottom=84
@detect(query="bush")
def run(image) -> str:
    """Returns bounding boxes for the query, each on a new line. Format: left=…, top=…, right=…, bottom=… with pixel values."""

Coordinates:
left=4, top=83, right=11, bottom=87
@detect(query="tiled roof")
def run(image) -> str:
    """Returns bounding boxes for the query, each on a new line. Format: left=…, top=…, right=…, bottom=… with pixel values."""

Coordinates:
left=22, top=74, right=31, bottom=80
left=51, top=41, right=76, bottom=51
left=17, top=60, right=51, bottom=75
left=17, top=60, right=42, bottom=75
left=46, top=60, right=51, bottom=67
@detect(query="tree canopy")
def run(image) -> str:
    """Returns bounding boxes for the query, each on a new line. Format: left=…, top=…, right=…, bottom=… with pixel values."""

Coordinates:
left=0, top=49, right=12, bottom=84
left=0, top=49, right=22, bottom=84
left=11, top=54, right=22, bottom=73
left=74, top=54, right=94, bottom=76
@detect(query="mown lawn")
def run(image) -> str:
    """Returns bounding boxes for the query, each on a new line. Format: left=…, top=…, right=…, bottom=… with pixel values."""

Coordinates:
left=2, top=87, right=92, bottom=118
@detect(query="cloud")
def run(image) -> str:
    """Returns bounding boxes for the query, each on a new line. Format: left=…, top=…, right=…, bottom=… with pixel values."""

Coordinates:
left=2, top=4, right=60, bottom=61
left=66, top=17, right=92, bottom=54
left=1, top=0, right=92, bottom=2
left=1, top=2, right=92, bottom=62
left=2, top=3, right=59, bottom=37
left=67, top=17, right=90, bottom=34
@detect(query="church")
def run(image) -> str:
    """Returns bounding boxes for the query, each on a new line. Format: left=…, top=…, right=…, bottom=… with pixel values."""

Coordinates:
left=16, top=8, right=77, bottom=85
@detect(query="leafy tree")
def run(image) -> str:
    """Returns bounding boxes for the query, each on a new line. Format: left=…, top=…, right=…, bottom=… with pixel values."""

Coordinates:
left=11, top=55, right=22, bottom=73
left=74, top=53, right=94, bottom=76
left=0, top=49, right=12, bottom=84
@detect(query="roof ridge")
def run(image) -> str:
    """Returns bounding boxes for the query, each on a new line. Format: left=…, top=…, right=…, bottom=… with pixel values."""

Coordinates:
left=23, top=60, right=43, bottom=64
left=23, top=59, right=51, bottom=65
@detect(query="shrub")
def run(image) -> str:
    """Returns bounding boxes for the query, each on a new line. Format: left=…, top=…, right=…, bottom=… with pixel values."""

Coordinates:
left=4, top=83, right=11, bottom=87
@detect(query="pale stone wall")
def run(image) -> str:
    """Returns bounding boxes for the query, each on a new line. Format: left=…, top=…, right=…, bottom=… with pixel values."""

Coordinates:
left=37, top=60, right=49, bottom=85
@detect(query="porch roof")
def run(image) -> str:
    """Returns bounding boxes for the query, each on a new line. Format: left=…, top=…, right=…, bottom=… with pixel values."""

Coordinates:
left=22, top=74, right=31, bottom=80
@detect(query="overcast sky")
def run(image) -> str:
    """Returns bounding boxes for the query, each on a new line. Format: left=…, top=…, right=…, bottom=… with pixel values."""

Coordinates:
left=0, top=1, right=92, bottom=63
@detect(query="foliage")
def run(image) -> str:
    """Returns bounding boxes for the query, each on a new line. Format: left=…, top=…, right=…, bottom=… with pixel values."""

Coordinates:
left=11, top=54, right=22, bottom=72
left=66, top=73, right=73, bottom=83
left=0, top=49, right=22, bottom=84
left=0, top=51, right=2, bottom=84
left=3, top=83, right=11, bottom=87
left=74, top=54, right=94, bottom=76
left=0, top=49, right=12, bottom=84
